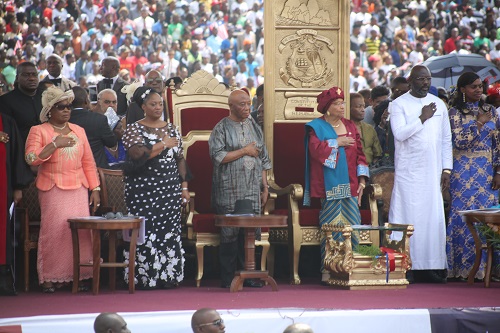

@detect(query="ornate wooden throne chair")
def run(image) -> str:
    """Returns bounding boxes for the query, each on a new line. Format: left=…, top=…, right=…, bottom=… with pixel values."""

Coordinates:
left=266, top=122, right=382, bottom=284
left=167, top=70, right=270, bottom=287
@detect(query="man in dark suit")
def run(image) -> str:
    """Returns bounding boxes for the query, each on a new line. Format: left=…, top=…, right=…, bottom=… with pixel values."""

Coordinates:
left=97, top=57, right=129, bottom=116
left=69, top=86, right=117, bottom=168
left=40, top=54, right=76, bottom=91
left=0, top=62, right=42, bottom=144
left=126, top=69, right=169, bottom=124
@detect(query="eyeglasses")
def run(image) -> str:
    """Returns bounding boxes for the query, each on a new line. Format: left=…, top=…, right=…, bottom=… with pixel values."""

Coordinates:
left=146, top=78, right=163, bottom=84
left=414, top=77, right=432, bottom=82
left=332, top=102, right=346, bottom=106
left=55, top=104, right=72, bottom=110
left=198, top=319, right=224, bottom=328
left=103, top=100, right=117, bottom=104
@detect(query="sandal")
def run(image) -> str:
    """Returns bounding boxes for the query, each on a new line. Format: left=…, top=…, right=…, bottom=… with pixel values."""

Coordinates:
left=41, top=282, right=55, bottom=293
left=77, top=283, right=90, bottom=292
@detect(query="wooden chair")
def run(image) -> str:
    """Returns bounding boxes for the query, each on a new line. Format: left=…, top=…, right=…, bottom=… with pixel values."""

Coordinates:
left=97, top=168, right=127, bottom=214
left=169, top=70, right=271, bottom=287
left=16, top=182, right=41, bottom=292
left=266, top=122, right=382, bottom=285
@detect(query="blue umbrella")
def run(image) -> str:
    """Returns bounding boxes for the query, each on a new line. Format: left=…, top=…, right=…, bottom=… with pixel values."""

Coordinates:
left=422, top=54, right=500, bottom=90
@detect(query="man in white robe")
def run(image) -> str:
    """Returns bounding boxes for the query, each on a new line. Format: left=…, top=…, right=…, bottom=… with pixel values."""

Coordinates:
left=389, top=65, right=452, bottom=283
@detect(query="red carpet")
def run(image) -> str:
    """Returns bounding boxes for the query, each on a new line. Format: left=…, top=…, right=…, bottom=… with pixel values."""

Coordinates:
left=2, top=279, right=499, bottom=319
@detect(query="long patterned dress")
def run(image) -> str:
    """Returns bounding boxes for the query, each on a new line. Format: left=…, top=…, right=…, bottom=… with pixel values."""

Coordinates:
left=122, top=122, right=185, bottom=289
left=447, top=103, right=500, bottom=279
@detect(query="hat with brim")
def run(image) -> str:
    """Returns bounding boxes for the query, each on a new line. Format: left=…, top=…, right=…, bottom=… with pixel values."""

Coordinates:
left=232, top=199, right=254, bottom=215
left=40, top=86, right=75, bottom=123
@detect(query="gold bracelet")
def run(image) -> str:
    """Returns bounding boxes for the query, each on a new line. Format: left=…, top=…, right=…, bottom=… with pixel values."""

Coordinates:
left=52, top=141, right=58, bottom=149
left=92, top=186, right=101, bottom=191
left=359, top=183, right=366, bottom=189
left=443, top=170, right=451, bottom=174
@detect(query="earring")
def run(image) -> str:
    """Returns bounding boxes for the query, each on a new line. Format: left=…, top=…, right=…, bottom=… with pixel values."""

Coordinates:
left=48, top=112, right=51, bottom=118
left=326, top=111, right=331, bottom=116
left=463, top=93, right=466, bottom=103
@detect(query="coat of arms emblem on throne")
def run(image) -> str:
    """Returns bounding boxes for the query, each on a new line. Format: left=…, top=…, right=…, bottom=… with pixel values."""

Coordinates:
left=279, top=29, right=335, bottom=88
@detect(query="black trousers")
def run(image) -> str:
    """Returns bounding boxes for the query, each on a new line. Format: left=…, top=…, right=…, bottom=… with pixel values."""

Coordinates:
left=219, top=230, right=245, bottom=286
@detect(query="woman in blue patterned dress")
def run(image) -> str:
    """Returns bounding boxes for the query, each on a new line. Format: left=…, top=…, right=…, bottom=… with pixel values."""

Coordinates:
left=447, top=72, right=500, bottom=280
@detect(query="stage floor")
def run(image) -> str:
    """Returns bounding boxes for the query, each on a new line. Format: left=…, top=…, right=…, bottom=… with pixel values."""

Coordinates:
left=2, top=278, right=499, bottom=319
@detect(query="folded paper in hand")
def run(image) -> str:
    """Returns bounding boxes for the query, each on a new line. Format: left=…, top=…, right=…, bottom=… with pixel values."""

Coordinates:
left=104, top=107, right=120, bottom=129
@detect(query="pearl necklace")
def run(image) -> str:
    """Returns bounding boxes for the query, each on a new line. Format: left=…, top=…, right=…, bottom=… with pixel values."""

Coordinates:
left=51, top=122, right=67, bottom=130
left=331, top=121, right=341, bottom=128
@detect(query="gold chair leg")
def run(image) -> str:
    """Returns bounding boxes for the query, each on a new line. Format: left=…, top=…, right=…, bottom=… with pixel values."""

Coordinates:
left=260, top=243, right=270, bottom=271
left=291, top=239, right=302, bottom=285
left=267, top=245, right=275, bottom=277
left=195, top=243, right=204, bottom=287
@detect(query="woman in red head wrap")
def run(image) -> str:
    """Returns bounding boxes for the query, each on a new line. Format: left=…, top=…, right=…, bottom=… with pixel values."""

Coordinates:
left=304, top=86, right=369, bottom=284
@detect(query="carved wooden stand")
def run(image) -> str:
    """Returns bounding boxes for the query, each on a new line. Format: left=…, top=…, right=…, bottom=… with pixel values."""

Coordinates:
left=322, top=221, right=413, bottom=290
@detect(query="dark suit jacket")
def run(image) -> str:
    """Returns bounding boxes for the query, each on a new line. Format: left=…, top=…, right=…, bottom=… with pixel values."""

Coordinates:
left=97, top=77, right=129, bottom=116
left=69, top=107, right=117, bottom=168
left=126, top=100, right=169, bottom=125
left=0, top=88, right=43, bottom=144
left=40, top=75, right=76, bottom=92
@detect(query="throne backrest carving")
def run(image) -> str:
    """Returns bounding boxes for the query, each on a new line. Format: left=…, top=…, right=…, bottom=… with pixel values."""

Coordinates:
left=168, top=70, right=233, bottom=136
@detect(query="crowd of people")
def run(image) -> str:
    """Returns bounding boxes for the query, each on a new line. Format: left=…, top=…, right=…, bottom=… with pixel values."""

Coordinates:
left=349, top=0, right=500, bottom=93
left=1, top=0, right=500, bottom=296
left=0, top=0, right=264, bottom=94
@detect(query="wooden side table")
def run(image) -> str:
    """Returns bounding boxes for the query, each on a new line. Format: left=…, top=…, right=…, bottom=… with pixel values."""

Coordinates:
left=462, top=210, right=500, bottom=288
left=215, top=215, right=287, bottom=292
left=67, top=217, right=141, bottom=295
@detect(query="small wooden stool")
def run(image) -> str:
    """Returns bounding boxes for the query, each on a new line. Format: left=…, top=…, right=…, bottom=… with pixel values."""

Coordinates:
left=67, top=217, right=141, bottom=295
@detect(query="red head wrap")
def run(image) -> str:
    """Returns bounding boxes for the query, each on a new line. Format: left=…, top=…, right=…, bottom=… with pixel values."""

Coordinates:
left=317, top=87, right=345, bottom=114
left=487, top=83, right=500, bottom=97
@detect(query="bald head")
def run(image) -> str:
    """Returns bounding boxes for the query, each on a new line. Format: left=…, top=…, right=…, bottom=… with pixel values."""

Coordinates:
left=94, top=313, right=130, bottom=333
left=191, top=308, right=223, bottom=333
left=228, top=89, right=249, bottom=104
left=283, top=323, right=314, bottom=333
left=228, top=89, right=251, bottom=121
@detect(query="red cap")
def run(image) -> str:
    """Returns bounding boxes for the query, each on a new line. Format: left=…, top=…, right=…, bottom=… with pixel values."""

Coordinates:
left=317, top=87, right=344, bottom=114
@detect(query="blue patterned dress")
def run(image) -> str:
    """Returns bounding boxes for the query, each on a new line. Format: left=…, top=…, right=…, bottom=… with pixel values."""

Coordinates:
left=447, top=103, right=500, bottom=279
